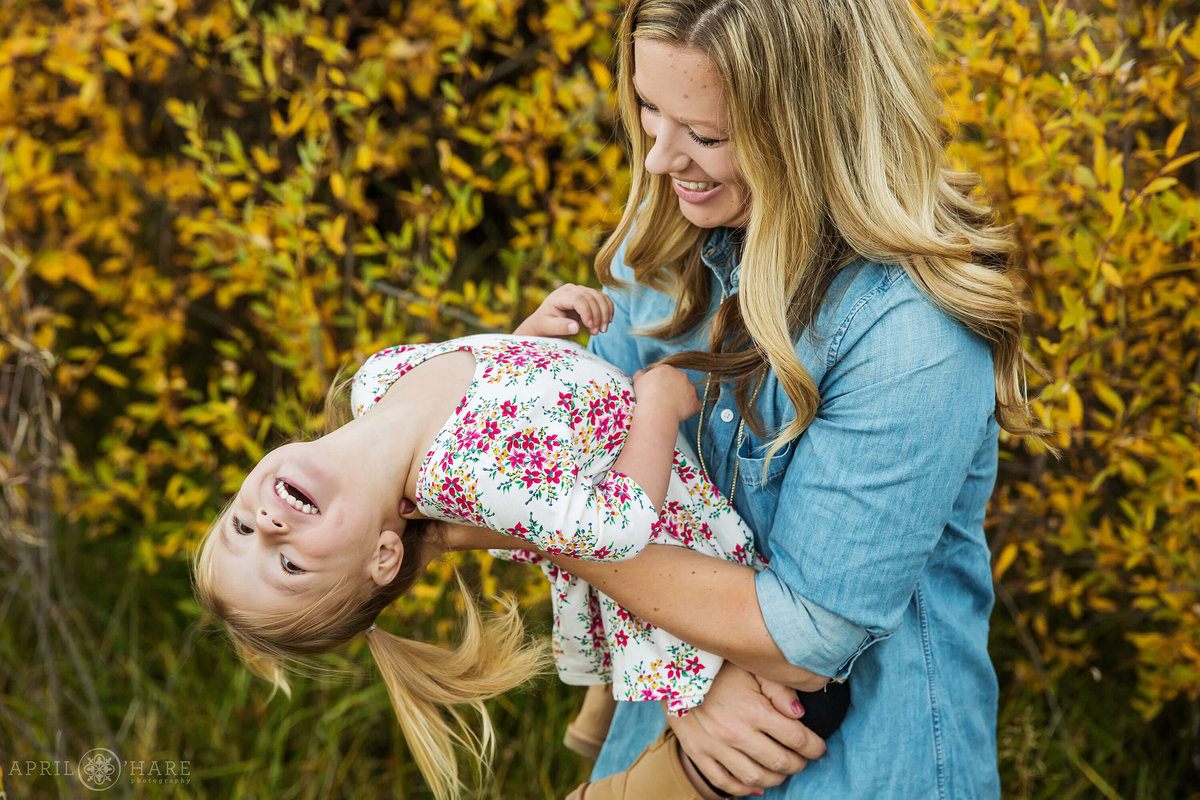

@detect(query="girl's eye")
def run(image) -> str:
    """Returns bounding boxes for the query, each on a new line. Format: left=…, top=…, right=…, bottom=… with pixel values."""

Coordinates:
left=688, top=130, right=726, bottom=148
left=280, top=554, right=306, bottom=575
left=232, top=516, right=254, bottom=536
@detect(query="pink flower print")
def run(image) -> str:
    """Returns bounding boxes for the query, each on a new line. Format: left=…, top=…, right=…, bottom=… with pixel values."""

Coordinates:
left=458, top=429, right=482, bottom=450
left=508, top=521, right=530, bottom=539
left=481, top=419, right=501, bottom=439
left=501, top=401, right=518, bottom=418
left=685, top=656, right=703, bottom=674
left=614, top=630, right=629, bottom=648
left=514, top=430, right=540, bottom=452
left=506, top=449, right=529, bottom=470
left=556, top=392, right=573, bottom=411
left=519, top=469, right=542, bottom=489
left=543, top=463, right=564, bottom=485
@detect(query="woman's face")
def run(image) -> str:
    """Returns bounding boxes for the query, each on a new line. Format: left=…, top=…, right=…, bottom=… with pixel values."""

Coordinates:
left=633, top=39, right=749, bottom=229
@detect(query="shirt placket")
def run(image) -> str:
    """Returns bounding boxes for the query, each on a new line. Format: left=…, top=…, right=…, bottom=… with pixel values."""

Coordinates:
left=697, top=230, right=743, bottom=501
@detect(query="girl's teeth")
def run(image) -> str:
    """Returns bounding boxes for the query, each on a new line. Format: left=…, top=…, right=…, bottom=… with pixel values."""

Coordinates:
left=275, top=479, right=319, bottom=514
left=677, top=180, right=717, bottom=191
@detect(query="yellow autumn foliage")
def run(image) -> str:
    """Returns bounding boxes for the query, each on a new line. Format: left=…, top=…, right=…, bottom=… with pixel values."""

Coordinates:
left=1, top=0, right=1197, bottom=731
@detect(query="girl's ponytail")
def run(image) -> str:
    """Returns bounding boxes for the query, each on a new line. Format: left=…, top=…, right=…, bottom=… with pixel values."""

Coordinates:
left=364, top=577, right=551, bottom=800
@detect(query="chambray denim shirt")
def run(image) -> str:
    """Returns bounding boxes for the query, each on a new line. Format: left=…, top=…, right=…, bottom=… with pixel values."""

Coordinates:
left=589, top=227, right=1002, bottom=799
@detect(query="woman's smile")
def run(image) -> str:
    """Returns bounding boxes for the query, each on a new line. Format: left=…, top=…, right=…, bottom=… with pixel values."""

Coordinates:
left=672, top=178, right=726, bottom=204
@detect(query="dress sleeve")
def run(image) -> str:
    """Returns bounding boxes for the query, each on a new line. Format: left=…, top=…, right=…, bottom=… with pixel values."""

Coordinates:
left=753, top=284, right=998, bottom=678
left=419, top=396, right=661, bottom=562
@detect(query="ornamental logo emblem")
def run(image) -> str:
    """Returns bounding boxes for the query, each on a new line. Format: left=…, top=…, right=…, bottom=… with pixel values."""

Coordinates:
left=77, top=748, right=121, bottom=791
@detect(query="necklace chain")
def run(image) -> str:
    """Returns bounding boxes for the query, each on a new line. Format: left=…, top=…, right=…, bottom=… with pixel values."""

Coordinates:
left=695, top=371, right=765, bottom=507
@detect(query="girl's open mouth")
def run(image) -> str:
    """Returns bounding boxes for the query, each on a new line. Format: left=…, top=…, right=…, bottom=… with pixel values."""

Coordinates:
left=275, top=478, right=320, bottom=515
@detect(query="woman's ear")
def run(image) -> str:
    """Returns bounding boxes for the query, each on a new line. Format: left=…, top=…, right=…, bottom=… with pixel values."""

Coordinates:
left=370, top=529, right=404, bottom=586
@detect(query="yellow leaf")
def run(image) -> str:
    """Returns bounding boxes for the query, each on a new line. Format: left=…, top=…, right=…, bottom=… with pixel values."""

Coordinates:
left=330, top=172, right=346, bottom=199
left=251, top=147, right=279, bottom=173
left=1163, top=151, right=1200, bottom=174
left=1107, top=154, right=1124, bottom=195
left=993, top=542, right=1019, bottom=580
left=35, top=251, right=98, bottom=291
left=1100, top=261, right=1123, bottom=288
left=1094, top=382, right=1126, bottom=417
left=1066, top=385, right=1083, bottom=426
left=322, top=215, right=347, bottom=255
left=1165, top=122, right=1186, bottom=158
left=1142, top=177, right=1178, bottom=195
left=93, top=364, right=130, bottom=388
left=356, top=145, right=373, bottom=171
left=102, top=48, right=133, bottom=78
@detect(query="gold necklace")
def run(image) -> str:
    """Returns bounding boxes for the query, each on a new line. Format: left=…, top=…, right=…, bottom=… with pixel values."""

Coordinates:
left=695, top=370, right=765, bottom=506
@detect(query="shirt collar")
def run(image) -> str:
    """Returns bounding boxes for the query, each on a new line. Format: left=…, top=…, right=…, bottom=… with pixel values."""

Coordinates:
left=700, top=227, right=744, bottom=296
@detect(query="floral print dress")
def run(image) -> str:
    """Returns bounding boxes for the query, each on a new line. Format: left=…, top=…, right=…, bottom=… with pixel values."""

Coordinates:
left=350, top=334, right=760, bottom=713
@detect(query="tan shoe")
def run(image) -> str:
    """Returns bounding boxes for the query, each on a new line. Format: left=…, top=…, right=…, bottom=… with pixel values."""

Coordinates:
left=563, top=684, right=618, bottom=760
left=564, top=728, right=710, bottom=800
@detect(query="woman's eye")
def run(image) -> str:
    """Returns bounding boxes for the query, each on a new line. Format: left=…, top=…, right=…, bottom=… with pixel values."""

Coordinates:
left=635, top=96, right=658, bottom=114
left=232, top=517, right=254, bottom=535
left=280, top=554, right=306, bottom=575
left=688, top=130, right=726, bottom=148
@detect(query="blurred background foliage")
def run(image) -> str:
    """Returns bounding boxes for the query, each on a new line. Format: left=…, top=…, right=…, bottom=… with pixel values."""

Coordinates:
left=0, top=0, right=1197, bottom=797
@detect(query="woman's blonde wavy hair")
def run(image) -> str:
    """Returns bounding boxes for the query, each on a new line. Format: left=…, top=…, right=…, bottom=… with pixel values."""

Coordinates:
left=599, top=0, right=1044, bottom=455
left=192, top=378, right=550, bottom=800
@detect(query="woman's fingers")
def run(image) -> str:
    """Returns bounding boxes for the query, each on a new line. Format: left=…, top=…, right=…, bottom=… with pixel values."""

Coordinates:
left=667, top=663, right=821, bottom=796
left=756, top=675, right=805, bottom=719
left=673, top=713, right=801, bottom=796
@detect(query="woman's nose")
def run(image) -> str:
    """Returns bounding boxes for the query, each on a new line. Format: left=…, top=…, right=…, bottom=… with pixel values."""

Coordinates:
left=643, top=128, right=690, bottom=176
left=257, top=507, right=288, bottom=533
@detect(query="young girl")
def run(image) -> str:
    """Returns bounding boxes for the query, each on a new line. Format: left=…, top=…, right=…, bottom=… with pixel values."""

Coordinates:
left=194, top=284, right=833, bottom=800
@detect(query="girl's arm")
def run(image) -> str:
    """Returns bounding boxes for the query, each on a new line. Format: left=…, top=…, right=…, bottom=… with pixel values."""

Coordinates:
left=609, top=365, right=700, bottom=509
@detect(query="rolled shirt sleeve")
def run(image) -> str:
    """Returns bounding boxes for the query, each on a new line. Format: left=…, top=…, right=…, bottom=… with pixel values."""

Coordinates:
left=753, top=267, right=997, bottom=677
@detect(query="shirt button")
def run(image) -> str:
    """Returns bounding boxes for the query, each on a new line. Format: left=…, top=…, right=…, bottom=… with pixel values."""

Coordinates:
left=720, top=408, right=735, bottom=423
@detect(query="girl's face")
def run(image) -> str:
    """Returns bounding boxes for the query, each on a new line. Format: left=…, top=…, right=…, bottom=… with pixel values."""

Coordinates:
left=633, top=40, right=749, bottom=229
left=207, top=439, right=409, bottom=614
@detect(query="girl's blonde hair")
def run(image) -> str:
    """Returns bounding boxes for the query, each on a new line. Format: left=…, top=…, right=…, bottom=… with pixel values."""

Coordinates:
left=600, top=0, right=1044, bottom=456
left=194, top=478, right=549, bottom=798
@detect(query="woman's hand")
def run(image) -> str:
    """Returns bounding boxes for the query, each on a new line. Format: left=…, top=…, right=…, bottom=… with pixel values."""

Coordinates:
left=668, top=663, right=826, bottom=797
left=513, top=283, right=614, bottom=337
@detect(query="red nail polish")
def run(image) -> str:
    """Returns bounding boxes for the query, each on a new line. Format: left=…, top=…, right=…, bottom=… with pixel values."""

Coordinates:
left=791, top=699, right=805, bottom=716
left=753, top=791, right=765, bottom=797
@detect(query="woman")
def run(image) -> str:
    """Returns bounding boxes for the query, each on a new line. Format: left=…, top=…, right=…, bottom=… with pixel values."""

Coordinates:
left=550, top=0, right=1040, bottom=797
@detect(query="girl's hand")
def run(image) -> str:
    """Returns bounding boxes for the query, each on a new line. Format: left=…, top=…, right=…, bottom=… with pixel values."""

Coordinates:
left=667, top=663, right=825, bottom=797
left=632, top=365, right=701, bottom=424
left=513, top=283, right=614, bottom=337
